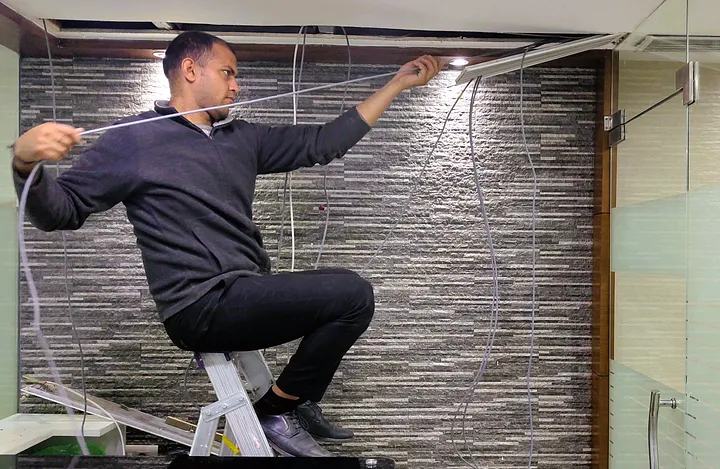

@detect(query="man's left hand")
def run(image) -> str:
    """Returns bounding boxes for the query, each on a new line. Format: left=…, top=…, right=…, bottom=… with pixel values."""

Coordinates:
left=390, top=55, right=445, bottom=90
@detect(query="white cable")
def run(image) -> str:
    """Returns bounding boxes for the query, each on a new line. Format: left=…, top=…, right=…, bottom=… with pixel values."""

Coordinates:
left=21, top=383, right=126, bottom=455
left=42, top=18, right=90, bottom=444
left=288, top=26, right=306, bottom=273
left=278, top=26, right=307, bottom=364
left=314, top=27, right=352, bottom=270
left=16, top=19, right=91, bottom=457
left=18, top=163, right=89, bottom=456
left=78, top=70, right=415, bottom=138
left=276, top=175, right=289, bottom=272
left=359, top=81, right=471, bottom=276
left=519, top=47, right=537, bottom=469
left=449, top=78, right=501, bottom=469
left=289, top=177, right=295, bottom=272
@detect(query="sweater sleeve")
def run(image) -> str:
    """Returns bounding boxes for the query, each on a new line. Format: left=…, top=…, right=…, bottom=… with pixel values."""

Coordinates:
left=254, top=106, right=372, bottom=175
left=12, top=128, right=139, bottom=232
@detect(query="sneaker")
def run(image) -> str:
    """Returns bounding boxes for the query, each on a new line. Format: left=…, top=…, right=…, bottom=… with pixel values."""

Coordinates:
left=296, top=401, right=355, bottom=441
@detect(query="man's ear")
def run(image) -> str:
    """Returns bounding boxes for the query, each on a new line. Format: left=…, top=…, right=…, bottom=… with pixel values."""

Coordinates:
left=180, top=57, right=198, bottom=84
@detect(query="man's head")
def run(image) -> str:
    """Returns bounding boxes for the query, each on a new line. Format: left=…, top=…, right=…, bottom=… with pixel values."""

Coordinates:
left=163, top=31, right=239, bottom=123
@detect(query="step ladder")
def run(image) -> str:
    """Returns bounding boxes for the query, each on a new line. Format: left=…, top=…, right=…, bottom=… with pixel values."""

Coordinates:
left=189, top=351, right=275, bottom=457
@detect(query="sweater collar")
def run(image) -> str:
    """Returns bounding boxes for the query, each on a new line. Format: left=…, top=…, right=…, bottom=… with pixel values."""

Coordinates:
left=153, top=100, right=235, bottom=129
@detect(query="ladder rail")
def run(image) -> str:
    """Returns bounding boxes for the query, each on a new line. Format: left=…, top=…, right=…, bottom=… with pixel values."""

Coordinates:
left=191, top=353, right=273, bottom=457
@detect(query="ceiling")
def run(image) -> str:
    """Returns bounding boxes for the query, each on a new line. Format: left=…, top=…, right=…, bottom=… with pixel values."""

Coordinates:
left=7, top=0, right=720, bottom=65
left=4, top=0, right=665, bottom=35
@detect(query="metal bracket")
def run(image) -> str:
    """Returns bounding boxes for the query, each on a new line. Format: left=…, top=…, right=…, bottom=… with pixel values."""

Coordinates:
left=676, top=62, right=700, bottom=106
left=605, top=109, right=626, bottom=148
left=200, top=392, right=249, bottom=421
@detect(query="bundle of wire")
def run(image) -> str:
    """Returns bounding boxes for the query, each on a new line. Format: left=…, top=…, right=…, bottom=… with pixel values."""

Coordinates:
left=447, top=50, right=537, bottom=469
left=356, top=50, right=538, bottom=469
left=275, top=25, right=308, bottom=275
left=315, top=27, right=352, bottom=269
left=276, top=26, right=352, bottom=273
left=18, top=25, right=539, bottom=466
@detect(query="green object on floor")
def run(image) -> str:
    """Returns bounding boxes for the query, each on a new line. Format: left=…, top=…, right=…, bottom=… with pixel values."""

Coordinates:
left=32, top=443, right=106, bottom=456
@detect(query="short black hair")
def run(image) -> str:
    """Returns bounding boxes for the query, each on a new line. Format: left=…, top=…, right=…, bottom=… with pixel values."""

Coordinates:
left=162, top=31, right=234, bottom=82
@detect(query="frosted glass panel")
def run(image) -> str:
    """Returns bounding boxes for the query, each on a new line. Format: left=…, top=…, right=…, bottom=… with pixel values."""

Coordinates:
left=611, top=194, right=686, bottom=275
left=689, top=66, right=720, bottom=189
left=611, top=0, right=698, bottom=466
left=610, top=361, right=688, bottom=469
left=0, top=204, right=18, bottom=420
left=0, top=44, right=19, bottom=421
left=0, top=45, right=18, bottom=204
left=685, top=399, right=720, bottom=468
left=615, top=92, right=687, bottom=207
left=686, top=322, right=720, bottom=405
left=686, top=184, right=720, bottom=467
left=687, top=186, right=720, bottom=303
left=614, top=272, right=686, bottom=392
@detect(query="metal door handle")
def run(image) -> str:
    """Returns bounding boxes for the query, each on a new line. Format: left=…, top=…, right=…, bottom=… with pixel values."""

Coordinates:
left=648, top=390, right=677, bottom=469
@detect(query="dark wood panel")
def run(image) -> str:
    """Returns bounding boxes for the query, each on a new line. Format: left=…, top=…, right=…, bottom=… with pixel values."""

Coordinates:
left=591, top=372, right=610, bottom=469
left=591, top=50, right=614, bottom=469
left=594, top=53, right=612, bottom=216
left=592, top=212, right=611, bottom=377
left=610, top=52, right=619, bottom=211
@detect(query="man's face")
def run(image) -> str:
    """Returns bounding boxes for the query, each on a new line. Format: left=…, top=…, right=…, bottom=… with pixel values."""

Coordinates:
left=194, top=43, right=239, bottom=123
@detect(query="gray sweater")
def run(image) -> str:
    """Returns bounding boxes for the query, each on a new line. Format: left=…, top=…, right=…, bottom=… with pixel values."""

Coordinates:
left=14, top=101, right=372, bottom=321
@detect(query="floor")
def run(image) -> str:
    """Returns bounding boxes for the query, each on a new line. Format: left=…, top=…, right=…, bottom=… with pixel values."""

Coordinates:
left=4, top=455, right=395, bottom=468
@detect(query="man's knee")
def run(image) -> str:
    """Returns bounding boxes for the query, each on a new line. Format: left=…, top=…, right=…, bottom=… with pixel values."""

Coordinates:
left=326, top=267, right=360, bottom=277
left=347, top=276, right=375, bottom=328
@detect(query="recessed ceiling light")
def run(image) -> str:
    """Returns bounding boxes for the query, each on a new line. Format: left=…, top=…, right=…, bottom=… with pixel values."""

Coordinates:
left=153, top=51, right=166, bottom=59
left=449, top=58, right=469, bottom=67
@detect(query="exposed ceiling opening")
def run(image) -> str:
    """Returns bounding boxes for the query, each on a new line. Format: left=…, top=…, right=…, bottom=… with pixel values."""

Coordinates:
left=54, top=20, right=589, bottom=41
left=8, top=0, right=702, bottom=66
left=1, top=0, right=668, bottom=35
left=3, top=4, right=601, bottom=65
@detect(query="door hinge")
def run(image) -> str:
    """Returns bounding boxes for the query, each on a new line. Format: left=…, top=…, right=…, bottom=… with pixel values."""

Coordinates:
left=605, top=109, right=626, bottom=147
left=676, top=61, right=700, bottom=106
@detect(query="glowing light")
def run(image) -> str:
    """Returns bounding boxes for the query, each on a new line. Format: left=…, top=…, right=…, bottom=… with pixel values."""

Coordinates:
left=449, top=57, right=469, bottom=67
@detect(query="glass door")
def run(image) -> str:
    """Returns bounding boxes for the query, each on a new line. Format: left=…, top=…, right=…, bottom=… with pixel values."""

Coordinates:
left=684, top=0, right=720, bottom=465
left=609, top=0, right=691, bottom=467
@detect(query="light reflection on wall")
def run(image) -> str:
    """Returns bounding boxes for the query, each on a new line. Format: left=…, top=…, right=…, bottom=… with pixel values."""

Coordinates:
left=142, top=61, right=171, bottom=105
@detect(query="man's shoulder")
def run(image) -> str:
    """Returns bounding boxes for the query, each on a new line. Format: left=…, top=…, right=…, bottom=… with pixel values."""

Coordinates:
left=230, top=118, right=264, bottom=136
left=114, top=110, right=159, bottom=126
left=87, top=111, right=160, bottom=151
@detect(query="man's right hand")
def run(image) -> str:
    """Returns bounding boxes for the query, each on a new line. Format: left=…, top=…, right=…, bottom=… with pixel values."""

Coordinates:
left=12, top=123, right=84, bottom=173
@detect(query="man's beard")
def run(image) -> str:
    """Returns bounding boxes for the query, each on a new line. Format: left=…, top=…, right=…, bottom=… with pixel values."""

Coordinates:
left=209, top=108, right=230, bottom=123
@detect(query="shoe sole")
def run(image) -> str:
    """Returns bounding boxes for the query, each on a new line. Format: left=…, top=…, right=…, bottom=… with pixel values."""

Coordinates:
left=267, top=441, right=294, bottom=457
left=311, top=435, right=354, bottom=443
left=267, top=439, right=337, bottom=457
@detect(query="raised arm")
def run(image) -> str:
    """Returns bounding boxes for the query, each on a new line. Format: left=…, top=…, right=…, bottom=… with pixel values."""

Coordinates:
left=255, top=55, right=443, bottom=175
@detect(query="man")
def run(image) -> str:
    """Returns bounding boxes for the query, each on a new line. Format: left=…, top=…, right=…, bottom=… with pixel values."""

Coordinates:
left=11, top=31, right=441, bottom=457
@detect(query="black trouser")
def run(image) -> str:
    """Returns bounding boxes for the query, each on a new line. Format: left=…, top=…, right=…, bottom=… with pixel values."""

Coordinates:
left=163, top=268, right=375, bottom=402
